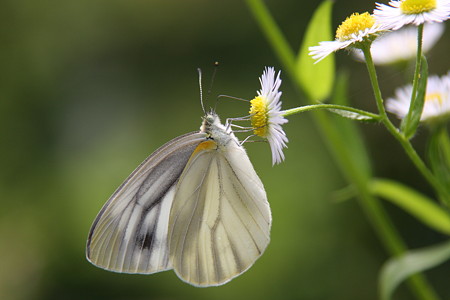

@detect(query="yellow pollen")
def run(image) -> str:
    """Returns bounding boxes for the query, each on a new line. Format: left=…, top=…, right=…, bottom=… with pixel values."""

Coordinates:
left=400, top=0, right=436, bottom=14
left=249, top=96, right=268, bottom=137
left=335, top=12, right=375, bottom=41
left=425, top=92, right=443, bottom=104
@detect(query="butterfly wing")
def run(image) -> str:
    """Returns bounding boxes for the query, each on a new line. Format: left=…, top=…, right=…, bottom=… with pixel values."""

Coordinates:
left=86, top=132, right=207, bottom=274
left=168, top=139, right=271, bottom=286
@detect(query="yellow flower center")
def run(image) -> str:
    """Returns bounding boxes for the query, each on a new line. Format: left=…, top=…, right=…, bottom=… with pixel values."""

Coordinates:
left=335, top=12, right=375, bottom=41
left=249, top=96, right=268, bottom=137
left=425, top=92, right=443, bottom=104
left=400, top=0, right=436, bottom=14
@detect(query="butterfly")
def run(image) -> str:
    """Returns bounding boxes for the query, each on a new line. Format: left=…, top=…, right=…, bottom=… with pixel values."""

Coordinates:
left=86, top=111, right=271, bottom=287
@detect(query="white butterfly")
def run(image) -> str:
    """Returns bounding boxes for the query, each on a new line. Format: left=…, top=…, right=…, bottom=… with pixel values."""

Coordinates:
left=86, top=111, right=272, bottom=287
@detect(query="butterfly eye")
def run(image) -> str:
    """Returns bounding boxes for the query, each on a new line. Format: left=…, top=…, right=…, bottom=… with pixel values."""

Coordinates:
left=205, top=115, right=215, bottom=124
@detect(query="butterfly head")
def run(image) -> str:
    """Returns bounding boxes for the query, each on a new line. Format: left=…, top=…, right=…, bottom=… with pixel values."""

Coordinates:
left=200, top=111, right=235, bottom=146
left=201, top=111, right=221, bottom=132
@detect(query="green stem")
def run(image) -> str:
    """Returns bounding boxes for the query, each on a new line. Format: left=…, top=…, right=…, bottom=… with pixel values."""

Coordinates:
left=282, top=103, right=380, bottom=120
left=246, top=1, right=440, bottom=299
left=361, top=45, right=444, bottom=197
left=361, top=44, right=389, bottom=120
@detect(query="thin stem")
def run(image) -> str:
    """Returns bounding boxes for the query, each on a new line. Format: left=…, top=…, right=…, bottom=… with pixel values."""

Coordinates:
left=362, top=44, right=444, bottom=197
left=282, top=103, right=380, bottom=120
left=398, top=137, right=444, bottom=194
left=361, top=44, right=389, bottom=120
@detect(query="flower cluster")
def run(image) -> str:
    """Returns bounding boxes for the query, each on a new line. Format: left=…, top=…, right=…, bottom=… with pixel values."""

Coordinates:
left=309, top=0, right=450, bottom=63
left=255, top=1, right=450, bottom=165
left=308, top=0, right=450, bottom=123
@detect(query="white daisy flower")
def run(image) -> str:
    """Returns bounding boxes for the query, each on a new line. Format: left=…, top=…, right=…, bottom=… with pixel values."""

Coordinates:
left=249, top=67, right=288, bottom=165
left=353, top=22, right=445, bottom=65
left=386, top=72, right=450, bottom=122
left=374, top=0, right=450, bottom=30
left=309, top=12, right=386, bottom=63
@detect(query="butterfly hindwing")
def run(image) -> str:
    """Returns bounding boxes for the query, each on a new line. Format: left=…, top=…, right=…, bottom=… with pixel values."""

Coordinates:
left=168, top=138, right=271, bottom=286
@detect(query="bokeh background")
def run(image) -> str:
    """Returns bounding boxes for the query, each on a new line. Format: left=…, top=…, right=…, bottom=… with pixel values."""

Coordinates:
left=1, top=1, right=449, bottom=299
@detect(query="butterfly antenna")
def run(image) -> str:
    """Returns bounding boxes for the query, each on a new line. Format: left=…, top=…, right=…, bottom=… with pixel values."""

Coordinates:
left=197, top=68, right=206, bottom=115
left=217, top=94, right=250, bottom=102
left=208, top=61, right=220, bottom=112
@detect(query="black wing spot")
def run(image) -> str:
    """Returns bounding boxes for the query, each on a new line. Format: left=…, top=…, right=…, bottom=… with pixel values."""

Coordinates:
left=140, top=231, right=157, bottom=250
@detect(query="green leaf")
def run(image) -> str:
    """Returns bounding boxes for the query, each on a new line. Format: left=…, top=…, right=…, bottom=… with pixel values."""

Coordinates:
left=297, top=0, right=334, bottom=102
left=380, top=240, right=450, bottom=300
left=401, top=56, right=428, bottom=139
left=370, top=178, right=450, bottom=235
left=427, top=126, right=450, bottom=203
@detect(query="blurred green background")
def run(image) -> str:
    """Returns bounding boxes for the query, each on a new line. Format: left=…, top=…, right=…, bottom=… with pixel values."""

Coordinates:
left=0, top=1, right=449, bottom=299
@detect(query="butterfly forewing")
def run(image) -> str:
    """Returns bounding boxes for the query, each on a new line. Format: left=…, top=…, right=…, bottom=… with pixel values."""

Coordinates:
left=87, top=132, right=207, bottom=274
left=168, top=138, right=271, bottom=286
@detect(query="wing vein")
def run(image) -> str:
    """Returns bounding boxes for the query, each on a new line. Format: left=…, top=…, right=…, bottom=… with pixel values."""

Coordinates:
left=223, top=156, right=269, bottom=238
